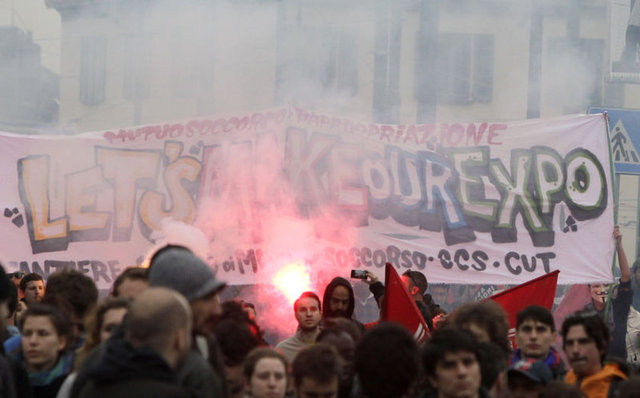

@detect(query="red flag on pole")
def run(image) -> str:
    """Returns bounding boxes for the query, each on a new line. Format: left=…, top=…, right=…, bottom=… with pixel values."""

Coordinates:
left=488, top=270, right=559, bottom=347
left=381, top=263, right=431, bottom=343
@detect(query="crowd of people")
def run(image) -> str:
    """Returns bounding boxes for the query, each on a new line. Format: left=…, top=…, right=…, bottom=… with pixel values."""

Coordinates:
left=0, top=232, right=639, bottom=398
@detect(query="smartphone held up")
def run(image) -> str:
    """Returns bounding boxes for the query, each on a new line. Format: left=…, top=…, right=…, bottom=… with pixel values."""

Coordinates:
left=351, top=269, right=367, bottom=280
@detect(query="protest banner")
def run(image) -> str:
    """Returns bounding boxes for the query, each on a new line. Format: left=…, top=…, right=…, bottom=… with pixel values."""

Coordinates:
left=0, top=107, right=614, bottom=289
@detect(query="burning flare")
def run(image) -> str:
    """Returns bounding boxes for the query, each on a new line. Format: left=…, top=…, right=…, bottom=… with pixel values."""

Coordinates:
left=272, top=262, right=311, bottom=305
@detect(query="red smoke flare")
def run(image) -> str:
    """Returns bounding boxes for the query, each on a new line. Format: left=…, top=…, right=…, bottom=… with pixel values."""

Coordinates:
left=272, top=262, right=311, bottom=305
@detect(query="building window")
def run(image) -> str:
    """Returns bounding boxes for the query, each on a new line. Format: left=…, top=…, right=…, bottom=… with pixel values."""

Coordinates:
left=80, top=36, right=106, bottom=106
left=123, top=35, right=150, bottom=101
left=436, top=32, right=494, bottom=105
left=276, top=26, right=358, bottom=102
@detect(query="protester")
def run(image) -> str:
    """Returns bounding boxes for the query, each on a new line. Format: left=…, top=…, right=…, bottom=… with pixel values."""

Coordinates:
left=421, top=326, right=488, bottom=398
left=20, top=273, right=45, bottom=305
left=355, top=322, right=418, bottom=398
left=584, top=226, right=632, bottom=361
left=220, top=299, right=267, bottom=346
left=74, top=297, right=129, bottom=370
left=69, top=245, right=227, bottom=398
left=77, top=288, right=193, bottom=398
left=513, top=305, right=566, bottom=379
left=322, top=277, right=357, bottom=323
left=449, top=299, right=511, bottom=354
left=147, top=245, right=228, bottom=398
left=111, top=267, right=148, bottom=299
left=7, top=271, right=24, bottom=298
left=292, top=343, right=341, bottom=398
left=316, top=324, right=357, bottom=398
left=56, top=297, right=130, bottom=398
left=562, top=310, right=627, bottom=398
left=276, top=291, right=322, bottom=363
left=4, top=283, right=21, bottom=339
left=507, top=359, right=553, bottom=398
left=235, top=299, right=257, bottom=321
left=243, top=347, right=288, bottom=398
left=21, top=303, right=74, bottom=398
left=477, top=342, right=509, bottom=398
left=626, top=259, right=640, bottom=370
left=5, top=269, right=98, bottom=359
left=0, top=265, right=31, bottom=398
left=363, top=269, right=444, bottom=330
left=213, top=317, right=261, bottom=398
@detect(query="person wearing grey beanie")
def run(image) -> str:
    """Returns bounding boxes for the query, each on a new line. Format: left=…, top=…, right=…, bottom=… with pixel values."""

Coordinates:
left=147, top=245, right=229, bottom=398
left=148, top=245, right=226, bottom=335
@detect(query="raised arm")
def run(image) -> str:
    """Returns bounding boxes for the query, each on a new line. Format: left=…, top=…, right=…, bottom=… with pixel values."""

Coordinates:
left=614, top=226, right=630, bottom=283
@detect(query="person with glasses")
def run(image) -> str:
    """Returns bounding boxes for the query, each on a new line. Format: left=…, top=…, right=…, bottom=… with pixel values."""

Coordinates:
left=562, top=310, right=627, bottom=398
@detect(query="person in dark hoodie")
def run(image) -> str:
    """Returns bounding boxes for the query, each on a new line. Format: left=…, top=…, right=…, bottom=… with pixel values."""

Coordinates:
left=77, top=287, right=192, bottom=398
left=322, top=277, right=365, bottom=332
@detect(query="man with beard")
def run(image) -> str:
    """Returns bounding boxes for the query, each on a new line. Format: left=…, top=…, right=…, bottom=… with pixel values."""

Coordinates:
left=276, top=291, right=322, bottom=363
left=562, top=310, right=627, bottom=398
left=583, top=226, right=632, bottom=360
left=322, top=277, right=365, bottom=333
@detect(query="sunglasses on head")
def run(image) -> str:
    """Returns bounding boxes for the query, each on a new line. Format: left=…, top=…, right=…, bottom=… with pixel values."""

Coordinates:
left=7, top=272, right=24, bottom=279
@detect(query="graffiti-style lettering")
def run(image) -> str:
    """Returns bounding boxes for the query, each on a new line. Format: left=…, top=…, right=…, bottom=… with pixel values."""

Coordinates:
left=285, top=129, right=340, bottom=214
left=18, top=156, right=68, bottom=253
left=564, top=149, right=607, bottom=220
left=66, top=167, right=110, bottom=242
left=139, top=141, right=199, bottom=239
left=97, top=147, right=160, bottom=241
left=490, top=150, right=548, bottom=245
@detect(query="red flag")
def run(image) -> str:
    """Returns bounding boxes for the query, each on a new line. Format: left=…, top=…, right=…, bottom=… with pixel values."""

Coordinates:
left=488, top=270, right=559, bottom=347
left=381, top=263, right=431, bottom=342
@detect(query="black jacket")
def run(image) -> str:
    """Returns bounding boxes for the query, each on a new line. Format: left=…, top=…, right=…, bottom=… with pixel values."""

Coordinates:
left=78, top=338, right=190, bottom=398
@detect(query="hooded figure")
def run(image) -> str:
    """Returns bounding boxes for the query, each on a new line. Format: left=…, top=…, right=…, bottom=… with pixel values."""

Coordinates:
left=322, top=277, right=356, bottom=321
